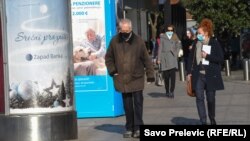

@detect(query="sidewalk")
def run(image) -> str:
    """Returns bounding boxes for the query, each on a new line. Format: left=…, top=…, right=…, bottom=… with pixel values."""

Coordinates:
left=68, top=70, right=250, bottom=141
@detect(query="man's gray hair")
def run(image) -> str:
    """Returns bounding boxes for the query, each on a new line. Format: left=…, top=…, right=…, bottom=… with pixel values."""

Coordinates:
left=118, top=18, right=132, bottom=30
left=85, top=28, right=96, bottom=35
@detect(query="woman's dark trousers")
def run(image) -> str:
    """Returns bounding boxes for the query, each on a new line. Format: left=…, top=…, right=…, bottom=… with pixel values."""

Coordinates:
left=195, top=73, right=216, bottom=124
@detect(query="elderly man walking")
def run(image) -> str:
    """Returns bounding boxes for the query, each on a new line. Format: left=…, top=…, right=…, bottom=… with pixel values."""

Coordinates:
left=105, top=18, right=155, bottom=138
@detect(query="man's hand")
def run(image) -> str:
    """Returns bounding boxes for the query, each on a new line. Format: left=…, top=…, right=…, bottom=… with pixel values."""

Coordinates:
left=147, top=78, right=155, bottom=84
left=88, top=54, right=97, bottom=60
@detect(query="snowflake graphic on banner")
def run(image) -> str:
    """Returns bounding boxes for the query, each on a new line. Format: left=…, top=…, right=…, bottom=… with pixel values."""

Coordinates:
left=44, top=79, right=60, bottom=96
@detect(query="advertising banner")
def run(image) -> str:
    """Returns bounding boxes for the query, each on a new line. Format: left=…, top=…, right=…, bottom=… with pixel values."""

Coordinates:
left=71, top=0, right=124, bottom=118
left=6, top=0, right=74, bottom=114
left=71, top=0, right=108, bottom=92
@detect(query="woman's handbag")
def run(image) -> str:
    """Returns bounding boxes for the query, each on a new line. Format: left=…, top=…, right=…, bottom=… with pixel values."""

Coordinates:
left=155, top=64, right=164, bottom=86
left=186, top=76, right=195, bottom=97
left=186, top=45, right=196, bottom=97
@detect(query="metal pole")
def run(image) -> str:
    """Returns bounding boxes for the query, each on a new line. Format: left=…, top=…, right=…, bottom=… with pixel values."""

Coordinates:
left=243, top=59, right=249, bottom=81
left=225, top=60, right=231, bottom=76
left=178, top=61, right=185, bottom=81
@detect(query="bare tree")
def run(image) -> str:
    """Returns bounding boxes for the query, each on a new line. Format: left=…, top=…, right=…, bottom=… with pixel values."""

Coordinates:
left=148, top=11, right=160, bottom=41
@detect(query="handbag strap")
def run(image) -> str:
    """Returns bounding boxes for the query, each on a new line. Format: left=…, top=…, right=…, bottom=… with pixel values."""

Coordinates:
left=191, top=42, right=197, bottom=71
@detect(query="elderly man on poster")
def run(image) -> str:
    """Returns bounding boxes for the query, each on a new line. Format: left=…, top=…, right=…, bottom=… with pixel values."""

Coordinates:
left=80, top=28, right=106, bottom=60
left=73, top=28, right=106, bottom=75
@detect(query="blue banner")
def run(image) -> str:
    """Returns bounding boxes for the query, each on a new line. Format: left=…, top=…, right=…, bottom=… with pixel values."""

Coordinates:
left=71, top=0, right=124, bottom=118
left=71, top=0, right=108, bottom=91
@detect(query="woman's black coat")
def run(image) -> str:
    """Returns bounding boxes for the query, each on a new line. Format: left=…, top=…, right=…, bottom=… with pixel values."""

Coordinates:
left=187, top=38, right=224, bottom=91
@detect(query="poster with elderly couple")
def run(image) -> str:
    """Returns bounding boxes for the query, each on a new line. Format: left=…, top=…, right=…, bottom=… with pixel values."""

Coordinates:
left=6, top=0, right=74, bottom=114
left=71, top=0, right=108, bottom=92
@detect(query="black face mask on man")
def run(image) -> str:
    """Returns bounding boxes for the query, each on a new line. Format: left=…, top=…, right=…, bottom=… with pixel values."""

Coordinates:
left=120, top=32, right=132, bottom=41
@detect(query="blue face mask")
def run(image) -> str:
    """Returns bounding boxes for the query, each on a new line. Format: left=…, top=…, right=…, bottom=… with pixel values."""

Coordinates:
left=166, top=31, right=173, bottom=38
left=197, top=34, right=205, bottom=41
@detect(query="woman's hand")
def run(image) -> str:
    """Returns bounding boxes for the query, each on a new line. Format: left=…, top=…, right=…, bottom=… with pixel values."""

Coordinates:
left=186, top=74, right=192, bottom=82
left=201, top=51, right=207, bottom=58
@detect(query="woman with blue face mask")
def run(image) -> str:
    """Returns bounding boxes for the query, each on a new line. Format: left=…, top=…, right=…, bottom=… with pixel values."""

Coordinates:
left=187, top=18, right=224, bottom=125
left=157, top=25, right=182, bottom=98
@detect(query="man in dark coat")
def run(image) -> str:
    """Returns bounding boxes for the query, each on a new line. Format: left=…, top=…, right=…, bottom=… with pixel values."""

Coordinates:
left=105, top=18, right=155, bottom=138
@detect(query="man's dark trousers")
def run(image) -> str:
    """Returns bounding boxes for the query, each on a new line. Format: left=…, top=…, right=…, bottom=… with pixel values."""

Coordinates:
left=122, top=90, right=143, bottom=132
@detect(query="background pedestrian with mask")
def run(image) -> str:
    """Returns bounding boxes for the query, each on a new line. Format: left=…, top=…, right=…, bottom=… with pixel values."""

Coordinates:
left=187, top=18, right=224, bottom=125
left=157, top=25, right=181, bottom=98
left=105, top=18, right=155, bottom=138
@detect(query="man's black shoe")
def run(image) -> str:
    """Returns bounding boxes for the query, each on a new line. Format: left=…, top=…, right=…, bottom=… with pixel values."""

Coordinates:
left=133, top=130, right=140, bottom=138
left=123, top=131, right=133, bottom=138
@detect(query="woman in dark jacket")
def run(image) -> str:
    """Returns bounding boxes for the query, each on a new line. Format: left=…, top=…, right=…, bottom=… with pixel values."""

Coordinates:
left=187, top=18, right=224, bottom=125
left=182, top=28, right=195, bottom=70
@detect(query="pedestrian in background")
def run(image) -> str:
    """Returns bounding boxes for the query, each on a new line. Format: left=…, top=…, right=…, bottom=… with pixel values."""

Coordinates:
left=187, top=18, right=224, bottom=125
left=105, top=18, right=155, bottom=138
left=157, top=25, right=181, bottom=98
left=182, top=28, right=195, bottom=70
